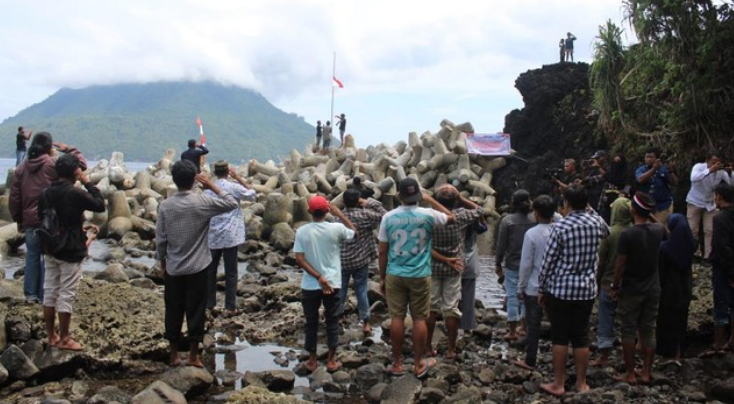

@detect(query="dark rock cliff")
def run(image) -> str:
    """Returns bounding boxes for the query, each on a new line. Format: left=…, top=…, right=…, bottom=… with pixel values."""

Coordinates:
left=494, top=62, right=604, bottom=206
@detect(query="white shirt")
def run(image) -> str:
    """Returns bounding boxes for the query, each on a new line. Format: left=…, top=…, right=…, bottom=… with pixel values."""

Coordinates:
left=204, top=179, right=256, bottom=249
left=686, top=163, right=732, bottom=211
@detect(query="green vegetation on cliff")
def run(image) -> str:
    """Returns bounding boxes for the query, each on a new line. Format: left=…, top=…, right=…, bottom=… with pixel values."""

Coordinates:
left=590, top=0, right=734, bottom=161
left=0, top=82, right=314, bottom=162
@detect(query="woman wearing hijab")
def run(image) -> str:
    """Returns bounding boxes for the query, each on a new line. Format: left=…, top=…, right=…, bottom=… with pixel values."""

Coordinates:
left=657, top=213, right=696, bottom=365
left=591, top=196, right=633, bottom=366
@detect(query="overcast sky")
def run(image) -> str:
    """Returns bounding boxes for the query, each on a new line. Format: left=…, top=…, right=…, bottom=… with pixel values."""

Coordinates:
left=0, top=0, right=629, bottom=150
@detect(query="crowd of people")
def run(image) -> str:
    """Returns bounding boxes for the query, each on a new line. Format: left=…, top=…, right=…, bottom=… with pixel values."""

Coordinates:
left=9, top=127, right=734, bottom=392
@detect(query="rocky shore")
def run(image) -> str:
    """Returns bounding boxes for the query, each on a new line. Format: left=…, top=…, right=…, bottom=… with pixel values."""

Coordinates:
left=0, top=115, right=730, bottom=403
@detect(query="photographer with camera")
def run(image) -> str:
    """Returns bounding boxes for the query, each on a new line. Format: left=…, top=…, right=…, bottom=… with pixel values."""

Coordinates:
left=635, top=147, right=678, bottom=225
left=551, top=159, right=581, bottom=191
left=580, top=150, right=608, bottom=219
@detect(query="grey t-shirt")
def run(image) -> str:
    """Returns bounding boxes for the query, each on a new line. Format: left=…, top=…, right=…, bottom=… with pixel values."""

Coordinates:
left=618, top=223, right=667, bottom=295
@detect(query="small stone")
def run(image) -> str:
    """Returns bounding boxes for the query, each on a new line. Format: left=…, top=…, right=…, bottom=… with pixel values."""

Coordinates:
left=131, top=380, right=186, bottom=404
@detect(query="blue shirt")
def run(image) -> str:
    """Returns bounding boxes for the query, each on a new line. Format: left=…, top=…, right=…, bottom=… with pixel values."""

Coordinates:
left=378, top=205, right=448, bottom=278
left=294, top=222, right=355, bottom=290
left=635, top=164, right=673, bottom=210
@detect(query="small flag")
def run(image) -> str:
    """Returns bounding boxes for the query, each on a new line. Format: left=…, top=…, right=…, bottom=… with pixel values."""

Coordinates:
left=332, top=76, right=344, bottom=88
left=196, top=116, right=206, bottom=146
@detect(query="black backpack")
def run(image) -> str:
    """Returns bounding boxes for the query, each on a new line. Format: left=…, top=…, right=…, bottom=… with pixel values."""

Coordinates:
left=36, top=187, right=72, bottom=255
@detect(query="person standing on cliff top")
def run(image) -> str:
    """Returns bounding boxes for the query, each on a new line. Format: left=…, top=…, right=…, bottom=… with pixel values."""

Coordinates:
left=335, top=113, right=347, bottom=146
left=156, top=160, right=238, bottom=367
left=565, top=32, right=577, bottom=62
left=558, top=39, right=566, bottom=63
left=180, top=139, right=209, bottom=173
left=315, top=120, right=323, bottom=150
left=294, top=195, right=356, bottom=373
left=322, top=121, right=333, bottom=154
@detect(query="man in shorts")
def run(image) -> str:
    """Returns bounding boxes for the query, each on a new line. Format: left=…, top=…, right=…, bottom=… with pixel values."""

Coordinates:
left=378, top=178, right=455, bottom=378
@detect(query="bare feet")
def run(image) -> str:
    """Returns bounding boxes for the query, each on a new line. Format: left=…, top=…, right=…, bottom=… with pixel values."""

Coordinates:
left=304, top=360, right=319, bottom=373
left=426, top=349, right=438, bottom=357
left=613, top=373, right=637, bottom=384
left=589, top=357, right=609, bottom=367
left=56, top=338, right=83, bottom=351
left=362, top=323, right=372, bottom=336
left=513, top=360, right=535, bottom=371
left=48, top=334, right=60, bottom=347
left=387, top=364, right=405, bottom=376
left=445, top=351, right=457, bottom=360
left=639, top=372, right=652, bottom=385
left=187, top=357, right=204, bottom=368
left=576, top=383, right=590, bottom=393
left=504, top=333, right=518, bottom=341
left=540, top=382, right=565, bottom=397
left=170, top=354, right=182, bottom=367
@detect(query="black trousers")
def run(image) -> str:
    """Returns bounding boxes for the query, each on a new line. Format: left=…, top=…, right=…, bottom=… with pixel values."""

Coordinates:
left=302, top=288, right=341, bottom=352
left=165, top=269, right=207, bottom=343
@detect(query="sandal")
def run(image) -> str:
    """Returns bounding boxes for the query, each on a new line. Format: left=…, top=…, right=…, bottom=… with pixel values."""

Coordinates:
left=416, top=357, right=437, bottom=379
left=699, top=345, right=727, bottom=358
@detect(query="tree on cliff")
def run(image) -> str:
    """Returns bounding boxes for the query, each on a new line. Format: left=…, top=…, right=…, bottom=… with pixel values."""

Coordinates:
left=590, top=0, right=734, bottom=161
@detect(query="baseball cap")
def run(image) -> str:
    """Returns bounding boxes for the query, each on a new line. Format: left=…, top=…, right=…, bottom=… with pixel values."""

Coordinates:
left=591, top=150, right=607, bottom=159
left=398, top=178, right=423, bottom=203
left=308, top=195, right=330, bottom=213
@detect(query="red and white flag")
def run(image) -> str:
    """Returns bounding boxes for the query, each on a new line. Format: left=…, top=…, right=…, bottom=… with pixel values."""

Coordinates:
left=332, top=76, right=344, bottom=88
left=196, top=116, right=206, bottom=146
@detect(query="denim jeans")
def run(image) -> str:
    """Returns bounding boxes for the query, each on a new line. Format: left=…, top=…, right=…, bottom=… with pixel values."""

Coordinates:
left=712, top=264, right=734, bottom=326
left=24, top=227, right=45, bottom=301
left=206, top=247, right=239, bottom=311
left=339, top=264, right=370, bottom=321
left=596, top=288, right=617, bottom=349
left=302, top=288, right=341, bottom=352
left=16, top=150, right=26, bottom=167
left=504, top=268, right=524, bottom=322
left=524, top=294, right=542, bottom=367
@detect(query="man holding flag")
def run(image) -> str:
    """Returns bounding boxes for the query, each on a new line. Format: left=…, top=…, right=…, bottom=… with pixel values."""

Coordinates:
left=181, top=117, right=209, bottom=173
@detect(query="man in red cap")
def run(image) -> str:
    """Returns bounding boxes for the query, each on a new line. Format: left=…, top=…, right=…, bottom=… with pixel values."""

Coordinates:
left=294, top=195, right=357, bottom=373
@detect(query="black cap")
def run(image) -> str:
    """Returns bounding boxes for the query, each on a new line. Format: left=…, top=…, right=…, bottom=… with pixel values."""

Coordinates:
left=399, top=178, right=423, bottom=203
left=591, top=150, right=607, bottom=159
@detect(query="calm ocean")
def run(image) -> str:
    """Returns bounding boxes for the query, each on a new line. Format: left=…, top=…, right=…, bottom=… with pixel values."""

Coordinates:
left=0, top=158, right=154, bottom=186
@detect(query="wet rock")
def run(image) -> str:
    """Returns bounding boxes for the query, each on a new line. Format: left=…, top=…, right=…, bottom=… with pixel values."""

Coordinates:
left=35, top=346, right=86, bottom=378
left=712, top=377, right=734, bottom=402
left=243, top=371, right=267, bottom=388
left=322, top=380, right=345, bottom=393
left=367, top=382, right=387, bottom=403
left=215, top=369, right=244, bottom=387
left=6, top=316, right=32, bottom=343
left=270, top=222, right=295, bottom=252
left=87, top=385, right=132, bottom=404
left=95, top=263, right=129, bottom=283
left=439, top=385, right=482, bottom=404
left=331, top=370, right=351, bottom=384
left=129, top=277, right=157, bottom=289
left=0, top=345, right=39, bottom=380
left=471, top=324, right=492, bottom=340
left=253, top=369, right=296, bottom=391
left=226, top=385, right=312, bottom=404
left=380, top=375, right=422, bottom=404
left=355, top=362, right=385, bottom=391
left=308, top=367, right=332, bottom=390
left=478, top=368, right=496, bottom=385
left=340, top=351, right=368, bottom=369
left=420, top=387, right=446, bottom=404
left=435, top=363, right=461, bottom=384
left=101, top=246, right=127, bottom=262
left=161, top=365, right=214, bottom=397
left=0, top=363, right=8, bottom=385
left=131, top=380, right=186, bottom=404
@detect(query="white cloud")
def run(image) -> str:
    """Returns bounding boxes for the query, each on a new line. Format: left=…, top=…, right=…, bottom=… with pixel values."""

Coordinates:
left=0, top=0, right=626, bottom=148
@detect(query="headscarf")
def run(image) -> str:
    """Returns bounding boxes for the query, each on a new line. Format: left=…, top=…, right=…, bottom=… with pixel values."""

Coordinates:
left=660, top=213, right=696, bottom=272
left=609, top=196, right=632, bottom=228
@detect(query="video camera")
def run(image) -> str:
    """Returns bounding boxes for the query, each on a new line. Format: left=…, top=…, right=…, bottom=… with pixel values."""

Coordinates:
left=543, top=167, right=564, bottom=180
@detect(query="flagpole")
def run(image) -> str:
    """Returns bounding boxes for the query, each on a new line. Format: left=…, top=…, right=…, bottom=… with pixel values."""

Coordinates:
left=330, top=51, right=336, bottom=125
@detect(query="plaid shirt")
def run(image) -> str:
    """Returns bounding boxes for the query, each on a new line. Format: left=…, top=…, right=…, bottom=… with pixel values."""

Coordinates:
left=538, top=209, right=609, bottom=300
left=431, top=207, right=484, bottom=278
left=156, top=190, right=238, bottom=276
left=338, top=198, right=387, bottom=270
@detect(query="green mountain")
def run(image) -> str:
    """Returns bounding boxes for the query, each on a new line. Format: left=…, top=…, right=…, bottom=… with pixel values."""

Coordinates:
left=0, top=82, right=314, bottom=163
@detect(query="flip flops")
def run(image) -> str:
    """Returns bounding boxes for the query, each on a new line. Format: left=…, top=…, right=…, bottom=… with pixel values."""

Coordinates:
left=699, top=345, right=728, bottom=358
left=416, top=357, right=437, bottom=379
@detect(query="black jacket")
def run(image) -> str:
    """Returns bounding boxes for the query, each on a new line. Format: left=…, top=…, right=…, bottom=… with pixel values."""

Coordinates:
left=38, top=180, right=106, bottom=262
left=712, top=206, right=734, bottom=279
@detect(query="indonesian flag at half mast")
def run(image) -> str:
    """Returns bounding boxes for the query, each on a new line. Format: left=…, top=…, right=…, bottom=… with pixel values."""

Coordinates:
left=196, top=116, right=206, bottom=146
left=332, top=76, right=344, bottom=88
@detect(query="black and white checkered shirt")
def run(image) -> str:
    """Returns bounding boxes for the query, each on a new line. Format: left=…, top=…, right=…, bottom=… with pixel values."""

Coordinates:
left=538, top=209, right=610, bottom=300
left=338, top=198, right=387, bottom=270
left=432, top=207, right=484, bottom=279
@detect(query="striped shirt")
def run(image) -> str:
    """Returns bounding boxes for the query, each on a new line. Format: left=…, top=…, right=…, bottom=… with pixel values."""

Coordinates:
left=338, top=198, right=387, bottom=270
left=156, top=190, right=238, bottom=276
left=431, top=207, right=484, bottom=278
left=538, top=209, right=609, bottom=300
